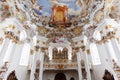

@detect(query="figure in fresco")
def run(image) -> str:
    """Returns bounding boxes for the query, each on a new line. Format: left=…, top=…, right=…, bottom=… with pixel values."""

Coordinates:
left=37, top=0, right=82, bottom=16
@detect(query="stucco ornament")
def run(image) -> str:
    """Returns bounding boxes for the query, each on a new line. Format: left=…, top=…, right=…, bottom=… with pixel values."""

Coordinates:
left=94, top=10, right=104, bottom=23
left=17, top=11, right=26, bottom=22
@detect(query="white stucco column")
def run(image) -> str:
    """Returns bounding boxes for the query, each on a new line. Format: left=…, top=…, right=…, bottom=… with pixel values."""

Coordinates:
left=104, top=40, right=117, bottom=62
left=104, top=41, right=118, bottom=80
left=39, top=53, right=44, bottom=80
left=76, top=52, right=82, bottom=80
left=68, top=46, right=72, bottom=60
left=0, top=38, right=5, bottom=55
left=3, top=40, right=15, bottom=63
left=0, top=38, right=10, bottom=56
left=82, top=50, right=91, bottom=80
left=48, top=46, right=52, bottom=60
left=30, top=51, right=39, bottom=80
left=110, top=38, right=120, bottom=65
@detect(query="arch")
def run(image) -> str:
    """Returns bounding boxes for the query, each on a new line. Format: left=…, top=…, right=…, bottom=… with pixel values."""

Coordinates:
left=54, top=73, right=66, bottom=80
left=62, top=47, right=68, bottom=59
left=7, top=70, right=17, bottom=80
left=52, top=47, right=58, bottom=59
left=62, top=47, right=68, bottom=52
left=70, top=77, right=75, bottom=80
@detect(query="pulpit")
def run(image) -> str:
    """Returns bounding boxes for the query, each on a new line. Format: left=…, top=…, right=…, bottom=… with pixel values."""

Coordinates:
left=49, top=5, right=71, bottom=28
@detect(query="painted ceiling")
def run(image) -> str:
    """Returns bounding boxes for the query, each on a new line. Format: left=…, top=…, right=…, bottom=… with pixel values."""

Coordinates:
left=0, top=0, right=120, bottom=44
left=36, top=0, right=79, bottom=16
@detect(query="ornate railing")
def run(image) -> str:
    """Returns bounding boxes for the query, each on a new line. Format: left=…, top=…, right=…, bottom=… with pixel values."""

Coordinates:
left=43, top=62, right=78, bottom=70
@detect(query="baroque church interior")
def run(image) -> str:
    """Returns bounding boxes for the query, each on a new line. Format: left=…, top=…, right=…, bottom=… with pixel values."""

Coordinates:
left=0, top=0, right=120, bottom=80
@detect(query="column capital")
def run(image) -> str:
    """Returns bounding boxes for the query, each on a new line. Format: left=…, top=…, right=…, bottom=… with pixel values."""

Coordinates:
left=4, top=31, right=20, bottom=44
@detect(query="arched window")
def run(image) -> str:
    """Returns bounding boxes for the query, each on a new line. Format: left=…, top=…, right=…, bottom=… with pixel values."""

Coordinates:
left=90, top=43, right=101, bottom=65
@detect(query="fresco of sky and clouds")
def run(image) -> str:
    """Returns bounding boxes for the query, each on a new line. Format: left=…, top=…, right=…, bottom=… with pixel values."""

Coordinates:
left=34, top=0, right=81, bottom=17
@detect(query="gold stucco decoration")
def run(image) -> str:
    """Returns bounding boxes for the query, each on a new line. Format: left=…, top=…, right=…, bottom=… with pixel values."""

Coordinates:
left=110, top=6, right=115, bottom=11
left=105, top=25, right=112, bottom=29
left=17, top=31, right=21, bottom=34
left=17, top=11, right=26, bottom=22
left=0, top=38, right=4, bottom=44
left=73, top=27, right=82, bottom=35
left=30, top=49, right=34, bottom=55
left=108, top=0, right=112, bottom=3
left=94, top=11, right=104, bottom=23
left=38, top=27, right=47, bottom=35
left=9, top=25, right=15, bottom=29
left=17, top=41, right=22, bottom=45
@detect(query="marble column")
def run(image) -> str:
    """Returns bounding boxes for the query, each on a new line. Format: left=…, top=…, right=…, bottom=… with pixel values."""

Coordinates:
left=76, top=52, right=82, bottom=80
left=82, top=50, right=91, bottom=80
left=30, top=51, right=39, bottom=80
left=39, top=53, right=44, bottom=80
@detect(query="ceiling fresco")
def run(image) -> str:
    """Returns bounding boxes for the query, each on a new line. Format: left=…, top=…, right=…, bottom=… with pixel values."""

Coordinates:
left=34, top=0, right=80, bottom=17
left=0, top=0, right=119, bottom=44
